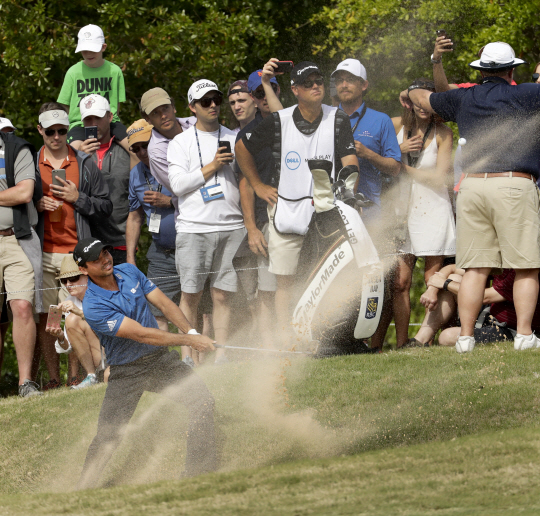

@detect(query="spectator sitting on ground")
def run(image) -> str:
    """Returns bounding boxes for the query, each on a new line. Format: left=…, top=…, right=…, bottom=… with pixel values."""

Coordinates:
left=47, top=254, right=109, bottom=389
left=412, top=265, right=540, bottom=347
left=228, top=80, right=257, bottom=133
left=78, top=94, right=131, bottom=265
left=57, top=24, right=136, bottom=166
left=391, top=79, right=455, bottom=349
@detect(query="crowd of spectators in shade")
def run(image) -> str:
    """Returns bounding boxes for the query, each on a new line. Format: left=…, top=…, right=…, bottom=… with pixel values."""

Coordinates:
left=1, top=23, right=540, bottom=400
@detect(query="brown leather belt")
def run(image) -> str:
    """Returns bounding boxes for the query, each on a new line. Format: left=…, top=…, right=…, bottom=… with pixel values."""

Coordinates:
left=0, top=228, right=15, bottom=236
left=465, top=172, right=535, bottom=181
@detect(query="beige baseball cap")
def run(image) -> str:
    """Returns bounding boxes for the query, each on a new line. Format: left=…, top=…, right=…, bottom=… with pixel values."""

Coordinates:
left=127, top=119, right=153, bottom=147
left=140, top=88, right=172, bottom=115
left=38, top=109, right=69, bottom=128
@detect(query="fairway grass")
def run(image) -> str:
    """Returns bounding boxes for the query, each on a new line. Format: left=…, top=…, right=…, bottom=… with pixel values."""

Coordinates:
left=1, top=344, right=540, bottom=514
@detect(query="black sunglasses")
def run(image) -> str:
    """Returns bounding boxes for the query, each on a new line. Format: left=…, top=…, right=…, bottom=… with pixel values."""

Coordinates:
left=131, top=142, right=149, bottom=153
left=533, top=73, right=540, bottom=82
left=44, top=128, right=68, bottom=137
left=252, top=83, right=279, bottom=99
left=300, top=78, right=324, bottom=89
left=197, top=95, right=223, bottom=108
left=60, top=274, right=81, bottom=285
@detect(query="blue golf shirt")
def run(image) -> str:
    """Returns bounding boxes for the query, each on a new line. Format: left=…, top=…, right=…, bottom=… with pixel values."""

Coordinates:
left=341, top=102, right=401, bottom=206
left=128, top=162, right=176, bottom=249
left=430, top=76, right=540, bottom=177
left=83, top=263, right=159, bottom=365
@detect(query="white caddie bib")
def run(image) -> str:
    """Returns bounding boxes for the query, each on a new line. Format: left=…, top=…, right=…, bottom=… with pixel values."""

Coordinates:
left=274, top=104, right=337, bottom=235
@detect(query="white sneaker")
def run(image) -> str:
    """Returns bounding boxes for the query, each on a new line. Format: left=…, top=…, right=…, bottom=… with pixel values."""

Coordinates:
left=514, top=333, right=540, bottom=351
left=71, top=373, right=98, bottom=390
left=456, top=336, right=475, bottom=353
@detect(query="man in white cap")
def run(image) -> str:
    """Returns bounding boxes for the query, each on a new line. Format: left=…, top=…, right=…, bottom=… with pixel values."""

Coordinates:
left=403, top=41, right=540, bottom=354
left=79, top=93, right=131, bottom=264
left=167, top=79, right=244, bottom=364
left=34, top=102, right=111, bottom=391
left=0, top=118, right=15, bottom=133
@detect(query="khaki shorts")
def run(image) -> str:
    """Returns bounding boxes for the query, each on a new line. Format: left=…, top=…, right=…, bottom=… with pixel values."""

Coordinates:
left=267, top=205, right=305, bottom=276
left=258, top=223, right=277, bottom=291
left=0, top=235, right=35, bottom=309
left=42, top=252, right=69, bottom=311
left=456, top=175, right=540, bottom=269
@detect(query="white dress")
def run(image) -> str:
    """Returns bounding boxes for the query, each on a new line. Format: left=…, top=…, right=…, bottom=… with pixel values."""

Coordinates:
left=397, top=126, right=456, bottom=256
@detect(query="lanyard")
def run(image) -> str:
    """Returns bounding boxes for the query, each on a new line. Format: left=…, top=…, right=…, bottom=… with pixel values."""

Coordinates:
left=142, top=166, right=162, bottom=193
left=407, top=121, right=434, bottom=168
left=351, top=103, right=368, bottom=134
left=194, top=125, right=221, bottom=184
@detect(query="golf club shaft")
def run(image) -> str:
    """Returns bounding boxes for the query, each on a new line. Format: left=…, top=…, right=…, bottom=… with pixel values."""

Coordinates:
left=214, top=344, right=312, bottom=355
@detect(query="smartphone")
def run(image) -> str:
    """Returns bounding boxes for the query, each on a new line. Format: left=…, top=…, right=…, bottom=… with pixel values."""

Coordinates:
left=46, top=305, right=62, bottom=332
left=436, top=29, right=453, bottom=49
left=51, top=169, right=66, bottom=186
left=84, top=126, right=98, bottom=140
left=218, top=140, right=231, bottom=154
left=275, top=61, right=294, bottom=74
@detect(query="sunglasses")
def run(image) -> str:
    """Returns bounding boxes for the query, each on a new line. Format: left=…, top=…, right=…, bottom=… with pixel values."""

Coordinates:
left=300, top=78, right=324, bottom=89
left=533, top=73, right=540, bottom=82
left=252, top=83, right=279, bottom=99
left=131, top=142, right=149, bottom=153
left=44, top=128, right=68, bottom=137
left=60, top=274, right=81, bottom=285
left=197, top=95, right=223, bottom=108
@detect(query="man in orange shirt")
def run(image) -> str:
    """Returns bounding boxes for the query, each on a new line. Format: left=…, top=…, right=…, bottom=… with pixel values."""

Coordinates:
left=35, top=102, right=112, bottom=389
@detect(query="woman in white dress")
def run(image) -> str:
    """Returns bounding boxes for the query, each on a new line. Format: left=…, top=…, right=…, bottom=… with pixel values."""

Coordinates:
left=391, top=79, right=455, bottom=348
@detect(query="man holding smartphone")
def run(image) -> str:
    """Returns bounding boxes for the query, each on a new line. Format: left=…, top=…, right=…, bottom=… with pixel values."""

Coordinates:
left=79, top=94, right=131, bottom=265
left=167, top=79, right=244, bottom=364
left=35, top=102, right=112, bottom=389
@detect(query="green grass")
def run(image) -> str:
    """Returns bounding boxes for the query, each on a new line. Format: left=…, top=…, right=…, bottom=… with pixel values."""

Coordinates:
left=1, top=343, right=540, bottom=514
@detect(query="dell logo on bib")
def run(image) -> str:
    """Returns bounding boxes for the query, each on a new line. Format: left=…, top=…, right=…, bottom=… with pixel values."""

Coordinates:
left=285, top=151, right=301, bottom=170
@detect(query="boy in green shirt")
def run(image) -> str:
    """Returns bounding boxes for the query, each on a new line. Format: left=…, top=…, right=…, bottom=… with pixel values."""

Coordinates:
left=58, top=24, right=135, bottom=164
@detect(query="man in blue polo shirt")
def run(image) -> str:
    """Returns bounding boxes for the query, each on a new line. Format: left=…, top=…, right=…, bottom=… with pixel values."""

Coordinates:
left=404, top=41, right=540, bottom=354
left=125, top=120, right=181, bottom=336
left=331, top=58, right=401, bottom=223
left=73, top=237, right=217, bottom=488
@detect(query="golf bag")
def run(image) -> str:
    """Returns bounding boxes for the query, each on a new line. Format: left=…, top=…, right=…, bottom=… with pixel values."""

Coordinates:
left=292, top=160, right=384, bottom=356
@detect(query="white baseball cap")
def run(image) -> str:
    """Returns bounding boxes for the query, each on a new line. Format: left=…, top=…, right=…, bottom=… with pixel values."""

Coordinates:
left=469, top=42, right=526, bottom=70
left=331, top=59, right=367, bottom=81
left=187, top=80, right=222, bottom=104
left=75, top=24, right=105, bottom=53
left=38, top=110, right=69, bottom=129
left=0, top=118, right=15, bottom=131
left=80, top=94, right=110, bottom=120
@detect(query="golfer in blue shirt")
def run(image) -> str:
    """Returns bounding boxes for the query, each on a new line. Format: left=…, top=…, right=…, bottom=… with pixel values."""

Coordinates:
left=73, top=237, right=217, bottom=488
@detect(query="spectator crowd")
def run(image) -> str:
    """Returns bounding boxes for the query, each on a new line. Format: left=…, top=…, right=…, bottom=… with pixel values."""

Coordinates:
left=2, top=23, right=540, bottom=401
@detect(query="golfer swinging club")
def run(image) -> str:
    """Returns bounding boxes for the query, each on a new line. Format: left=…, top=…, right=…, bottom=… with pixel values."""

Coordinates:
left=73, top=237, right=217, bottom=489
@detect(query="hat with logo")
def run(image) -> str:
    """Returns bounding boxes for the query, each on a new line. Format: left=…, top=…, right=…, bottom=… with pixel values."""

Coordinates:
left=290, top=61, right=323, bottom=85
left=80, top=94, right=110, bottom=120
left=469, top=42, right=526, bottom=70
left=38, top=109, right=70, bottom=129
left=0, top=118, right=15, bottom=132
left=127, top=119, right=153, bottom=147
left=56, top=254, right=83, bottom=280
left=247, top=71, right=279, bottom=93
left=331, top=59, right=367, bottom=81
left=75, top=24, right=106, bottom=53
left=227, top=80, right=249, bottom=97
left=187, top=80, right=222, bottom=104
left=140, top=88, right=172, bottom=115
left=73, top=238, right=113, bottom=267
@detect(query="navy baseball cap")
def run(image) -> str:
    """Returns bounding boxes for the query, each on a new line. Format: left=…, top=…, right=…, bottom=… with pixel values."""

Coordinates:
left=247, top=70, right=278, bottom=92
left=73, top=237, right=112, bottom=266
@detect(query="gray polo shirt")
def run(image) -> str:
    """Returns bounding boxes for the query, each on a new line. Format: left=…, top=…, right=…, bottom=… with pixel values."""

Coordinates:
left=0, top=140, right=37, bottom=230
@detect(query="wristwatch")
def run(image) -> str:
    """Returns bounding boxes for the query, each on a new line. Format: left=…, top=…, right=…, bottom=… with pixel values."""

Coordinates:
left=431, top=54, right=442, bottom=64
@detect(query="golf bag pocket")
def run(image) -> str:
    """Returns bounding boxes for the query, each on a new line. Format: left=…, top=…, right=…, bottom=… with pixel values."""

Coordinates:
left=273, top=195, right=314, bottom=236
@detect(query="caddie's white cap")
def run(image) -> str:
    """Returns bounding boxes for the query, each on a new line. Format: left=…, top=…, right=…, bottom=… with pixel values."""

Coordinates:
left=469, top=42, right=526, bottom=70
left=331, top=58, right=367, bottom=81
left=38, top=110, right=69, bottom=129
left=80, top=94, right=110, bottom=120
left=187, top=79, right=222, bottom=104
left=75, top=24, right=105, bottom=53
left=0, top=118, right=15, bottom=131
